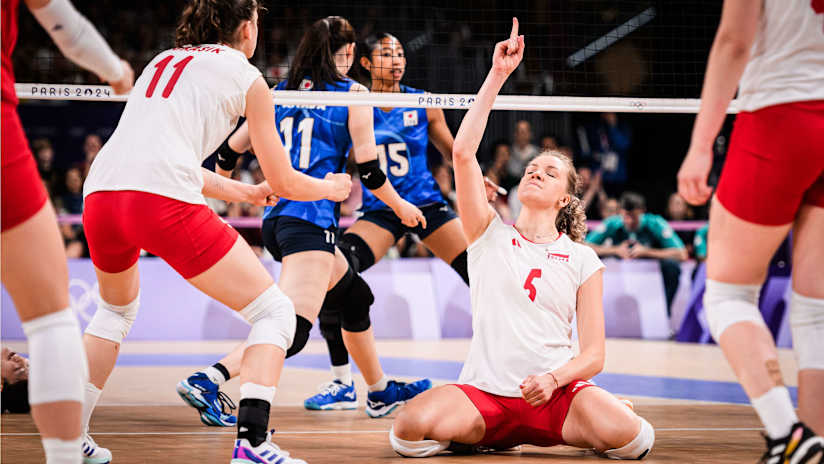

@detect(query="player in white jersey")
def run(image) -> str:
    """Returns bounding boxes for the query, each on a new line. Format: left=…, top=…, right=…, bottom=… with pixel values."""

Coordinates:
left=79, top=1, right=350, bottom=463
left=388, top=19, right=654, bottom=460
left=678, top=0, right=824, bottom=462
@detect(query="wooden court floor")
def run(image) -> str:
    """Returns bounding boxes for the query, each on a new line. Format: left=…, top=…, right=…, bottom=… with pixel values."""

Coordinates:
left=1, top=339, right=795, bottom=463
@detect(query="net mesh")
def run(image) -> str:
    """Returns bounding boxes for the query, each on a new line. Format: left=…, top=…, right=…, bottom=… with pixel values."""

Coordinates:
left=14, top=0, right=722, bottom=98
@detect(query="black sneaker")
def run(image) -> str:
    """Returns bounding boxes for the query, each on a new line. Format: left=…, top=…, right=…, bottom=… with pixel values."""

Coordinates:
left=759, top=422, right=824, bottom=464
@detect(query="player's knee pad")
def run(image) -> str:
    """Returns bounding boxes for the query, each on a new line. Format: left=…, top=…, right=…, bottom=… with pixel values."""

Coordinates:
left=340, top=271, right=374, bottom=333
left=319, top=308, right=343, bottom=342
left=286, top=315, right=312, bottom=358
left=790, top=291, right=824, bottom=370
left=84, top=292, right=140, bottom=344
left=21, top=308, right=87, bottom=405
left=240, top=284, right=296, bottom=352
left=603, top=417, right=654, bottom=460
left=389, top=426, right=450, bottom=458
left=450, top=250, right=469, bottom=285
left=339, top=233, right=376, bottom=273
left=703, top=279, right=765, bottom=342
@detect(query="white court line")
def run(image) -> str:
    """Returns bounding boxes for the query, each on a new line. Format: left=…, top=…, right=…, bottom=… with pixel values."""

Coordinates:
left=0, top=427, right=764, bottom=437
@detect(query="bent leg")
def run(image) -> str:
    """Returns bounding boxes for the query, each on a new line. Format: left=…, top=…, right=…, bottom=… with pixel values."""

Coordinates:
left=791, top=204, right=824, bottom=435
left=1, top=201, right=84, bottom=446
left=391, top=385, right=485, bottom=457
left=562, top=387, right=652, bottom=458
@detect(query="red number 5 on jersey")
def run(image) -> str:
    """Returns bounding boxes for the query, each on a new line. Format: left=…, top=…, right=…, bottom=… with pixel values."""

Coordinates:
left=523, top=268, right=542, bottom=302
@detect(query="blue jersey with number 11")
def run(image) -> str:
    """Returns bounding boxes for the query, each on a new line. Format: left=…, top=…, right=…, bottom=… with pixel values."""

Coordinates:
left=264, top=77, right=355, bottom=228
left=360, top=85, right=444, bottom=212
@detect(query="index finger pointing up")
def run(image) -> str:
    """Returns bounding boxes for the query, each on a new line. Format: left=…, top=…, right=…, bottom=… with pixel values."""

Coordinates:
left=510, top=17, right=519, bottom=40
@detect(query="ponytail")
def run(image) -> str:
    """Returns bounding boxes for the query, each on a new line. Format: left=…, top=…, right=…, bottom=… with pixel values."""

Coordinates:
left=287, top=16, right=356, bottom=90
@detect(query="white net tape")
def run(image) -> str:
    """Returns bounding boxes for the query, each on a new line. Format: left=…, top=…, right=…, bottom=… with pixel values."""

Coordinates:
left=15, top=83, right=740, bottom=114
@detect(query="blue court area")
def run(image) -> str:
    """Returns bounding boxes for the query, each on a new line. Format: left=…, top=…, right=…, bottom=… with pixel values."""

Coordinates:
left=108, top=352, right=797, bottom=406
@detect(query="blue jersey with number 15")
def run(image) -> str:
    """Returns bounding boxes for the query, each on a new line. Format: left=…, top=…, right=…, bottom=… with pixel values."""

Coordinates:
left=359, top=85, right=444, bottom=212
left=264, top=77, right=355, bottom=228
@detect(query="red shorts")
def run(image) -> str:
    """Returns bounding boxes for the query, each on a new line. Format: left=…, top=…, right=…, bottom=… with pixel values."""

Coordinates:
left=455, top=380, right=596, bottom=449
left=83, top=191, right=239, bottom=279
left=1, top=102, right=48, bottom=232
left=717, top=100, right=824, bottom=225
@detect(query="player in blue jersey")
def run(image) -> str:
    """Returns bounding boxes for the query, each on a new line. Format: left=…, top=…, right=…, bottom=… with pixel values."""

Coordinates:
left=303, top=33, right=501, bottom=412
left=177, top=16, right=432, bottom=425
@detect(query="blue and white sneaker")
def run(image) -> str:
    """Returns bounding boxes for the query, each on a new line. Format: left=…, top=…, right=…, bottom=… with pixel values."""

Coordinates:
left=231, top=430, right=307, bottom=464
left=82, top=433, right=112, bottom=464
left=366, top=379, right=432, bottom=418
left=304, top=380, right=358, bottom=411
left=176, top=372, right=237, bottom=427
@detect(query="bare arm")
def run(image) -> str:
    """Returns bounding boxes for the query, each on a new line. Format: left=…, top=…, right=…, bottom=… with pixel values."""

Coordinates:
left=349, top=84, right=425, bottom=227
left=214, top=123, right=253, bottom=178
left=426, top=107, right=454, bottom=164
left=201, top=168, right=276, bottom=206
left=678, top=0, right=761, bottom=205
left=631, top=245, right=689, bottom=261
left=454, top=19, right=524, bottom=243
left=245, top=78, right=350, bottom=202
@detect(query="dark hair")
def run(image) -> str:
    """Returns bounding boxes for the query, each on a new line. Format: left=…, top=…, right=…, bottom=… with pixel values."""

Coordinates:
left=1, top=380, right=30, bottom=414
left=286, top=16, right=356, bottom=90
left=620, top=191, right=646, bottom=211
left=348, top=32, right=401, bottom=85
left=175, top=0, right=264, bottom=48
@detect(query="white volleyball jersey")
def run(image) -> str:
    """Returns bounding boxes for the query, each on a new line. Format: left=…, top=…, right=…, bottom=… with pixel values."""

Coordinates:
left=84, top=44, right=262, bottom=204
left=457, top=214, right=604, bottom=398
left=737, top=0, right=824, bottom=112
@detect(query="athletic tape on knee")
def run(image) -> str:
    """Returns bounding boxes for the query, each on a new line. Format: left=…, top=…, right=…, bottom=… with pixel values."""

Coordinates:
left=703, top=280, right=765, bottom=341
left=389, top=426, right=450, bottom=458
left=603, top=417, right=654, bottom=460
left=21, top=308, right=88, bottom=405
left=241, top=284, right=296, bottom=351
left=790, top=291, right=824, bottom=370
left=84, top=292, right=140, bottom=344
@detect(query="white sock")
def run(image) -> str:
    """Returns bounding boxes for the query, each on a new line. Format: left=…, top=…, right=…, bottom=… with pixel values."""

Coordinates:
left=368, top=375, right=389, bottom=392
left=752, top=386, right=798, bottom=439
left=82, top=383, right=102, bottom=434
left=332, top=364, right=352, bottom=386
left=240, top=382, right=276, bottom=403
left=42, top=437, right=82, bottom=464
left=202, top=366, right=227, bottom=386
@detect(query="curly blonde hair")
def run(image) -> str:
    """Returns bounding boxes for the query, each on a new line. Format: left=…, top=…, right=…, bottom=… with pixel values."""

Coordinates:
left=535, top=151, right=587, bottom=242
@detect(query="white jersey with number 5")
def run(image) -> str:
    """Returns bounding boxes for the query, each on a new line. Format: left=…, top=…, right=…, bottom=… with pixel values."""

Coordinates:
left=737, top=0, right=824, bottom=112
left=84, top=44, right=261, bottom=204
left=457, top=213, right=604, bottom=398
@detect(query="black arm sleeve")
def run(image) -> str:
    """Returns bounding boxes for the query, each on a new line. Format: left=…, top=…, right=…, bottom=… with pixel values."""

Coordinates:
left=357, top=159, right=388, bottom=190
left=216, top=139, right=244, bottom=171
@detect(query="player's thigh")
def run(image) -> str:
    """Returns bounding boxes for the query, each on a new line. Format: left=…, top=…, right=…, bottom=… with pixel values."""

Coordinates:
left=94, top=261, right=140, bottom=306
left=279, top=250, right=335, bottom=321
left=791, top=204, right=824, bottom=298
left=396, top=385, right=486, bottom=444
left=187, top=236, right=276, bottom=311
left=562, top=386, right=639, bottom=451
left=421, top=218, right=467, bottom=264
left=328, top=247, right=351, bottom=290
left=706, top=196, right=791, bottom=285
left=0, top=201, right=70, bottom=320
left=345, top=219, right=396, bottom=263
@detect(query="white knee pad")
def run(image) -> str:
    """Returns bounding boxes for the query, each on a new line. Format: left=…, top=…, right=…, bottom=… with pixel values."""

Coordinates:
left=240, top=284, right=296, bottom=352
left=603, top=417, right=654, bottom=460
left=703, top=280, right=765, bottom=342
left=790, top=291, right=824, bottom=370
left=84, top=292, right=139, bottom=344
left=21, top=308, right=88, bottom=405
left=389, top=426, right=450, bottom=458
